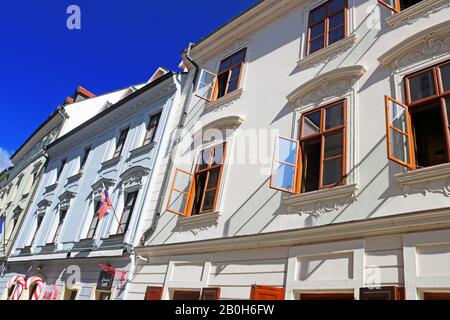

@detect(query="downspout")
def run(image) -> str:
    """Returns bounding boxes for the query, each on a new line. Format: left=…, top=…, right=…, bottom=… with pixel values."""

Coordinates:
left=141, top=42, right=199, bottom=243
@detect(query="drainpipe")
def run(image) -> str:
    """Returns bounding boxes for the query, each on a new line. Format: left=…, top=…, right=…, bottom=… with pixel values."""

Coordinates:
left=141, top=42, right=199, bottom=243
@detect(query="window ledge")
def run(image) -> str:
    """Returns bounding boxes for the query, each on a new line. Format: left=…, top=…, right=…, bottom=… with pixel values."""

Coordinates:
left=44, top=182, right=58, bottom=193
left=176, top=212, right=221, bottom=233
left=66, top=172, right=83, bottom=185
left=205, top=88, right=244, bottom=111
left=129, top=141, right=157, bottom=158
left=283, top=183, right=359, bottom=207
left=385, top=0, right=448, bottom=27
left=101, top=156, right=122, bottom=169
left=297, top=34, right=357, bottom=69
left=395, top=163, right=450, bottom=186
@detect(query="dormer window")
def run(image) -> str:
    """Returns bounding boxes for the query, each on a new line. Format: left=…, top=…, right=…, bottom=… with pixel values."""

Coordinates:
left=378, top=0, right=423, bottom=13
left=196, top=49, right=247, bottom=102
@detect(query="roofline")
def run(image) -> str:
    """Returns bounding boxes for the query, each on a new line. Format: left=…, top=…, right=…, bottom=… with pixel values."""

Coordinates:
left=46, top=71, right=176, bottom=151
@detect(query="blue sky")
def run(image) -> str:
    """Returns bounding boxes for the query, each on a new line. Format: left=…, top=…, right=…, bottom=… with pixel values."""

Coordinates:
left=0, top=0, right=256, bottom=168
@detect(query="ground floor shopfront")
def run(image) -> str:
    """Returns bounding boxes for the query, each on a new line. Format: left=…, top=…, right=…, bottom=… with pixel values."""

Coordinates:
left=128, top=208, right=450, bottom=300
left=0, top=255, right=131, bottom=300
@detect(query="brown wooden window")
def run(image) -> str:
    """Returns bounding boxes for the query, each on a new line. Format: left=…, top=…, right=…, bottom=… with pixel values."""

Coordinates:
left=385, top=60, right=450, bottom=170
left=79, top=147, right=91, bottom=172
left=113, top=128, right=129, bottom=159
left=52, top=209, right=67, bottom=243
left=423, top=292, right=450, bottom=300
left=378, top=0, right=423, bottom=13
left=172, top=288, right=221, bottom=300
left=307, top=0, right=348, bottom=56
left=31, top=214, right=44, bottom=245
left=144, top=287, right=163, bottom=300
left=86, top=201, right=101, bottom=239
left=250, top=285, right=285, bottom=300
left=270, top=100, right=347, bottom=194
left=143, top=112, right=162, bottom=146
left=167, top=143, right=226, bottom=217
left=196, top=49, right=247, bottom=102
left=360, top=287, right=405, bottom=300
left=117, top=191, right=138, bottom=235
left=299, top=292, right=354, bottom=300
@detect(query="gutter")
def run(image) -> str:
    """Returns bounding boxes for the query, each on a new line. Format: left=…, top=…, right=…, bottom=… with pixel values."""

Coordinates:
left=141, top=43, right=200, bottom=242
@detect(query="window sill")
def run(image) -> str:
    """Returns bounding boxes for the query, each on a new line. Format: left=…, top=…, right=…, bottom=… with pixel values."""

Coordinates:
left=205, top=88, right=244, bottom=111
left=395, top=163, right=450, bottom=186
left=297, top=34, right=357, bottom=69
left=385, top=0, right=448, bottom=27
left=100, top=156, right=122, bottom=169
left=66, top=172, right=83, bottom=185
left=129, top=141, right=157, bottom=158
left=176, top=211, right=221, bottom=233
left=283, top=183, right=359, bottom=207
left=44, top=182, right=58, bottom=193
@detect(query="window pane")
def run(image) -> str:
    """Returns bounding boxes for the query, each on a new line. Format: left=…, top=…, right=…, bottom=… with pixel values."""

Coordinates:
left=302, top=140, right=321, bottom=192
left=325, top=103, right=344, bottom=129
left=440, top=64, right=450, bottom=92
left=192, top=172, right=208, bottom=215
left=202, top=190, right=217, bottom=211
left=219, top=58, right=232, bottom=73
left=119, top=209, right=131, bottom=227
left=168, top=191, right=188, bottom=213
left=227, top=78, right=239, bottom=93
left=174, top=171, right=192, bottom=193
left=273, top=163, right=296, bottom=191
left=309, top=4, right=327, bottom=25
left=309, top=37, right=324, bottom=54
left=408, top=71, right=436, bottom=102
left=216, top=72, right=229, bottom=99
left=231, top=50, right=246, bottom=65
left=212, top=145, right=225, bottom=166
left=302, top=111, right=321, bottom=137
left=329, top=0, right=346, bottom=12
left=207, top=168, right=221, bottom=189
left=310, top=22, right=325, bottom=39
left=278, top=138, right=298, bottom=164
left=329, top=11, right=344, bottom=29
left=380, top=0, right=397, bottom=8
left=389, top=100, right=408, bottom=132
left=323, top=158, right=343, bottom=186
left=197, top=70, right=216, bottom=101
left=390, top=129, right=411, bottom=164
left=198, top=149, right=211, bottom=170
left=324, top=131, right=343, bottom=158
left=328, top=26, right=345, bottom=45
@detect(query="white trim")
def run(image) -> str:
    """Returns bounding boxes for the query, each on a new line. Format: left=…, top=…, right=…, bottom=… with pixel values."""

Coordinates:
left=384, top=0, right=449, bottom=27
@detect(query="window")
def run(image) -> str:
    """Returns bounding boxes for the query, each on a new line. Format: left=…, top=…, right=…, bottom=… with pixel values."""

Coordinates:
left=86, top=201, right=101, bottom=239
left=52, top=209, right=67, bottom=243
left=172, top=288, right=221, bottom=301
left=31, top=214, right=44, bottom=246
left=250, top=285, right=285, bottom=300
left=299, top=292, right=354, bottom=300
left=143, top=112, right=162, bottom=146
left=117, top=191, right=138, bottom=234
left=196, top=49, right=247, bottom=102
left=56, top=159, right=67, bottom=182
left=423, top=292, right=450, bottom=300
left=64, top=288, right=78, bottom=300
left=378, top=0, right=423, bottom=13
left=166, top=143, right=226, bottom=217
left=145, top=287, right=163, bottom=300
left=307, top=0, right=348, bottom=55
left=270, top=100, right=347, bottom=194
left=113, top=128, right=129, bottom=159
left=79, top=147, right=91, bottom=172
left=385, top=60, right=450, bottom=170
left=95, top=290, right=111, bottom=300
left=359, top=287, right=405, bottom=300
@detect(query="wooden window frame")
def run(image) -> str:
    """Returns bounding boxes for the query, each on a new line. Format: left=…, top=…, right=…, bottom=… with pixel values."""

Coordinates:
left=144, top=287, right=163, bottom=300
left=306, top=0, right=349, bottom=56
left=143, top=112, right=162, bottom=146
left=299, top=99, right=348, bottom=191
left=250, top=285, right=285, bottom=300
left=86, top=201, right=101, bottom=239
left=52, top=209, right=67, bottom=244
left=172, top=290, right=201, bottom=300
left=195, top=49, right=247, bottom=102
left=269, top=136, right=301, bottom=194
left=116, top=191, right=138, bottom=235
left=30, top=214, right=44, bottom=246
left=166, top=169, right=195, bottom=216
left=113, top=128, right=129, bottom=159
left=360, top=286, right=405, bottom=300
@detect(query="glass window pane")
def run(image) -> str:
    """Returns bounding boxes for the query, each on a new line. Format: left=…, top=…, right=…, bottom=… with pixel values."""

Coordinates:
left=323, top=158, right=343, bottom=186
left=325, top=103, right=344, bottom=129
left=192, top=172, right=207, bottom=215
left=198, top=149, right=211, bottom=170
left=328, top=0, right=346, bottom=13
left=381, top=0, right=397, bottom=8
left=302, top=111, right=321, bottom=137
left=309, top=4, right=327, bottom=25
left=278, top=138, right=298, bottom=164
left=389, top=100, right=408, bottom=132
left=197, top=70, right=216, bottom=101
left=227, top=79, right=239, bottom=93
left=328, top=26, right=345, bottom=45
left=207, top=168, right=221, bottom=189
left=408, top=71, right=436, bottom=102
left=202, top=190, right=216, bottom=211
left=212, top=145, right=224, bottom=166
left=390, top=129, right=411, bottom=164
left=219, top=58, right=232, bottom=73
left=174, top=171, right=192, bottom=193
left=440, top=64, right=450, bottom=92
left=229, top=66, right=241, bottom=80
left=168, top=191, right=188, bottom=213
left=309, top=37, right=324, bottom=54
left=302, top=140, right=321, bottom=193
left=231, top=50, right=246, bottom=65
left=310, top=22, right=325, bottom=39
left=324, top=131, right=343, bottom=158
left=329, top=11, right=344, bottom=29
left=272, top=163, right=296, bottom=191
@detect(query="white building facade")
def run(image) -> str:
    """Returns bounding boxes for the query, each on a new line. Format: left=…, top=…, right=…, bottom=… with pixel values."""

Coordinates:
left=129, top=0, right=450, bottom=300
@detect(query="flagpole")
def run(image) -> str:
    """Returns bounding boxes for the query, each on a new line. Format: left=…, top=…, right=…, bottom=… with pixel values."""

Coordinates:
left=101, top=183, right=124, bottom=234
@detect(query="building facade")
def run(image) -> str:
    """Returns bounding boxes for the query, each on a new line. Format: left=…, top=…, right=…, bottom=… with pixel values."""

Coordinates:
left=129, top=0, right=450, bottom=300
left=1, top=70, right=188, bottom=300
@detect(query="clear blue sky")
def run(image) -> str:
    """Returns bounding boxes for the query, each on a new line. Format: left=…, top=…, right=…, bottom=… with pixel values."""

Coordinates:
left=0, top=0, right=256, bottom=167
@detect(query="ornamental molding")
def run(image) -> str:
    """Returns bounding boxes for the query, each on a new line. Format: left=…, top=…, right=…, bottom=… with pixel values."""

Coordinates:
left=378, top=20, right=450, bottom=70
left=385, top=0, right=450, bottom=28
left=37, top=199, right=52, bottom=215
left=12, top=205, right=23, bottom=217
left=297, top=34, right=358, bottom=69
left=287, top=65, right=366, bottom=107
left=283, top=183, right=359, bottom=217
left=58, top=190, right=77, bottom=210
left=204, top=88, right=244, bottom=113
left=91, top=178, right=116, bottom=199
left=193, top=115, right=245, bottom=142
left=119, top=166, right=151, bottom=192
left=175, top=212, right=220, bottom=235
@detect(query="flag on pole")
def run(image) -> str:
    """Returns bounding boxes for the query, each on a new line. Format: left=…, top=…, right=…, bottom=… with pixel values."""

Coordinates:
left=98, top=190, right=112, bottom=221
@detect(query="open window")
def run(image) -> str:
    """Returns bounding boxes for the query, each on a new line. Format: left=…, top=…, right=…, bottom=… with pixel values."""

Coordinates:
left=378, top=0, right=424, bottom=13
left=195, top=49, right=247, bottom=102
left=167, top=143, right=226, bottom=217
left=250, top=285, right=285, bottom=300
left=385, top=60, right=450, bottom=170
left=270, top=100, right=347, bottom=194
